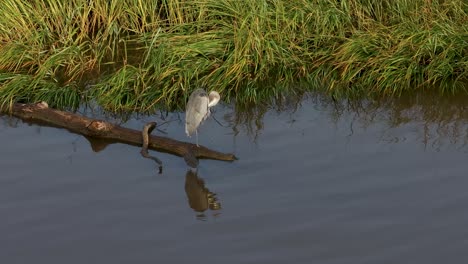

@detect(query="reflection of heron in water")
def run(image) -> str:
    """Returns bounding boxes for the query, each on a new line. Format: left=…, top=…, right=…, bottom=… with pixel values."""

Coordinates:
left=185, top=88, right=220, bottom=146
left=185, top=170, right=221, bottom=219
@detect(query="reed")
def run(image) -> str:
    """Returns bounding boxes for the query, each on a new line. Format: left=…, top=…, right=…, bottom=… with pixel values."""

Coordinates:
left=0, top=0, right=466, bottom=112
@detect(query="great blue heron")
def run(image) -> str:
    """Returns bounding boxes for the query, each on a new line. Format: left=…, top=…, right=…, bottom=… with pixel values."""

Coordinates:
left=185, top=88, right=220, bottom=146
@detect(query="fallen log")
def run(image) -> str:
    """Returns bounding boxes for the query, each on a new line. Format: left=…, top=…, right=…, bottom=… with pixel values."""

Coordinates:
left=2, top=102, right=237, bottom=167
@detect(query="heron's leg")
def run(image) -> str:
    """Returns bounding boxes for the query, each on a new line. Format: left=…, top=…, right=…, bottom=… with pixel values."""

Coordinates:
left=196, top=130, right=199, bottom=147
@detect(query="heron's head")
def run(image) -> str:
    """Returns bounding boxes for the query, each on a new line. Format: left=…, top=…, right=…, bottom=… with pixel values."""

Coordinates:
left=208, top=91, right=220, bottom=107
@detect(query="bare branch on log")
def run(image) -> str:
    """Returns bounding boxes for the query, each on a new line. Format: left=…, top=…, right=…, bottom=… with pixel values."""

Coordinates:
left=2, top=102, right=237, bottom=165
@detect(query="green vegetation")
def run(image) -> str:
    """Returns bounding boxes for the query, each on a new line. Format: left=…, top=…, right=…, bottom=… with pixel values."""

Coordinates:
left=0, top=0, right=467, bottom=112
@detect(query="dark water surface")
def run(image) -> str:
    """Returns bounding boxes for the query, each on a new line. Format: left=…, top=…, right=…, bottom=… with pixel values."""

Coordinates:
left=1, top=93, right=468, bottom=263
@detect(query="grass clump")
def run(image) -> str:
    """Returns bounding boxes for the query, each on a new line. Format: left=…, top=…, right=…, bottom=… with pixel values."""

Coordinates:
left=0, top=0, right=467, bottom=112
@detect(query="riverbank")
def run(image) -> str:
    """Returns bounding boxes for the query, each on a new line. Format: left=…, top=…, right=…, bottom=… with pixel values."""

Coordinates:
left=0, top=0, right=467, bottom=112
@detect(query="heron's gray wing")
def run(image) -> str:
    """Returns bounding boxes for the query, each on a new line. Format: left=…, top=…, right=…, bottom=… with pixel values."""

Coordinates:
left=185, top=90, right=209, bottom=136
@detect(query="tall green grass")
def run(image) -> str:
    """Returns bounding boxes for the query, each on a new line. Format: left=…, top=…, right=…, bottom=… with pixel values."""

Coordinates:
left=0, top=0, right=467, bottom=112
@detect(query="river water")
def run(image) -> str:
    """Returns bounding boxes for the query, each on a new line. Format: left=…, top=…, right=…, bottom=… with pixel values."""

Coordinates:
left=1, top=92, right=468, bottom=263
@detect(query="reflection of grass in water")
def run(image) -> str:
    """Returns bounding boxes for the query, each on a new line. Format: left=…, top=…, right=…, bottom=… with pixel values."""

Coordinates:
left=232, top=90, right=468, bottom=149
left=0, top=0, right=467, bottom=112
left=374, top=91, right=468, bottom=150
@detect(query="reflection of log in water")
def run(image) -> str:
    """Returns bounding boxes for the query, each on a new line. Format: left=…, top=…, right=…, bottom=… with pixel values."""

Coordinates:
left=140, top=122, right=163, bottom=174
left=185, top=170, right=221, bottom=216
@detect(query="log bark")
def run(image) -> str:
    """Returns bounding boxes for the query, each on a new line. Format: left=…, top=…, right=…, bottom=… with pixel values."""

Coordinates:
left=2, top=102, right=237, bottom=165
